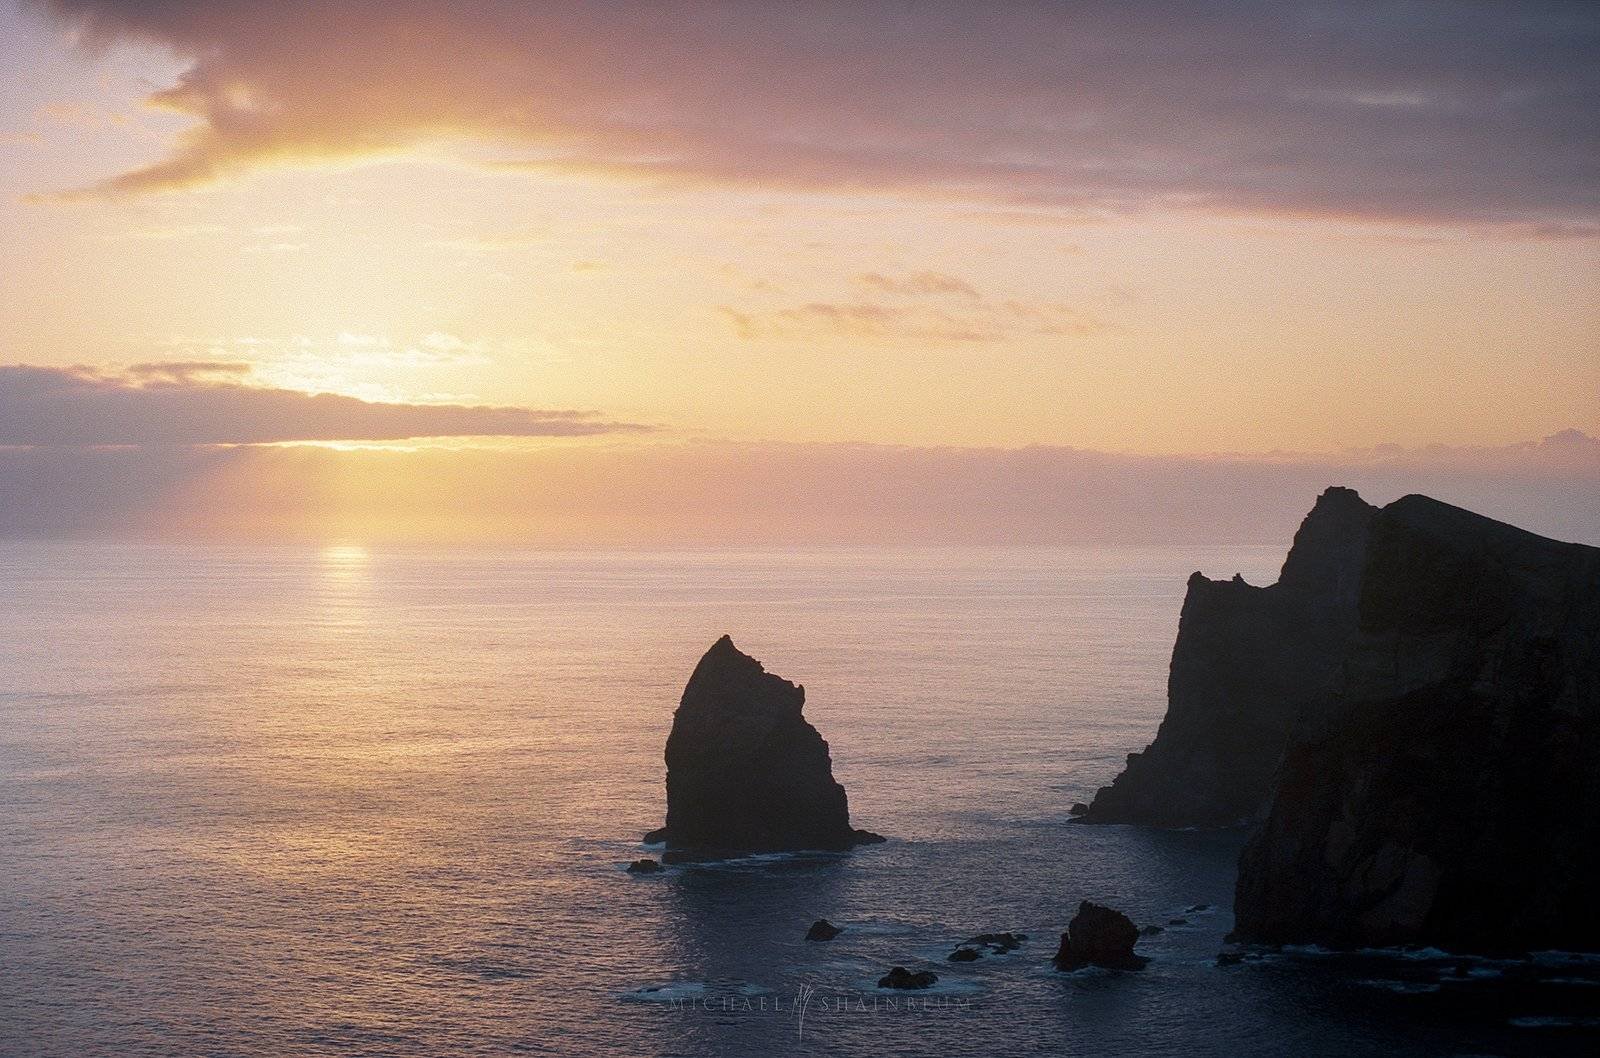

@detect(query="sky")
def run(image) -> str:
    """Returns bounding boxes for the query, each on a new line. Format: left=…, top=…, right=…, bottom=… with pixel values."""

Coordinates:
left=1, top=1, right=1596, bottom=544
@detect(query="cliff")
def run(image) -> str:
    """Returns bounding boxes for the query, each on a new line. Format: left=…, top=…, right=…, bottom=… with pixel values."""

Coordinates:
left=644, top=636, right=883, bottom=859
left=1234, top=496, right=1600, bottom=951
left=1078, top=486, right=1376, bottom=827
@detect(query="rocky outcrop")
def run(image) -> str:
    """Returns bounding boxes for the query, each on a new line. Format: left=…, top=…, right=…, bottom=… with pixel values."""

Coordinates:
left=1052, top=902, right=1148, bottom=970
left=1079, top=486, right=1376, bottom=827
left=1234, top=495, right=1600, bottom=953
left=878, top=967, right=938, bottom=989
left=625, top=858, right=662, bottom=874
left=804, top=919, right=842, bottom=941
left=643, top=636, right=883, bottom=859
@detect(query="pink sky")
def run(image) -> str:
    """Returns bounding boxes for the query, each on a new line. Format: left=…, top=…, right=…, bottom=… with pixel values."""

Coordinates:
left=0, top=1, right=1595, bottom=542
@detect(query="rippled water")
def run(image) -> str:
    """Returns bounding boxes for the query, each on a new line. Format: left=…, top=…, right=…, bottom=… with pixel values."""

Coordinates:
left=2, top=542, right=1597, bottom=1057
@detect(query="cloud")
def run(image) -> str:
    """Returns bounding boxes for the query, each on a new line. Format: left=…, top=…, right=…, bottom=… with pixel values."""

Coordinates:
left=723, top=270, right=1100, bottom=343
left=35, top=100, right=126, bottom=129
left=0, top=363, right=649, bottom=445
left=857, top=271, right=979, bottom=299
left=2, top=431, right=1595, bottom=546
left=119, top=360, right=253, bottom=383
left=26, top=1, right=1599, bottom=230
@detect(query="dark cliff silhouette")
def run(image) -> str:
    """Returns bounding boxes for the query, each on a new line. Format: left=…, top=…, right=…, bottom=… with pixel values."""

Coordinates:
left=1234, top=494, right=1600, bottom=952
left=644, top=636, right=883, bottom=860
left=1080, top=486, right=1599, bottom=951
left=1078, top=486, right=1376, bottom=826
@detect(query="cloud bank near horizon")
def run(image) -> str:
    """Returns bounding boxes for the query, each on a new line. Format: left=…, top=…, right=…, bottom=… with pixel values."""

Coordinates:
left=30, top=0, right=1600, bottom=232
left=3, top=430, right=1596, bottom=548
left=0, top=363, right=649, bottom=445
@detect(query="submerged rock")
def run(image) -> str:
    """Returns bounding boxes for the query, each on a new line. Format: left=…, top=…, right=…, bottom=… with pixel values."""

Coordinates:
left=877, top=967, right=938, bottom=990
left=1078, top=487, right=1376, bottom=827
left=625, top=858, right=663, bottom=874
left=965, top=931, right=1026, bottom=952
left=1235, top=495, right=1600, bottom=953
left=804, top=919, right=842, bottom=942
left=1052, top=901, right=1149, bottom=971
left=644, top=636, right=883, bottom=859
left=947, top=931, right=1026, bottom=961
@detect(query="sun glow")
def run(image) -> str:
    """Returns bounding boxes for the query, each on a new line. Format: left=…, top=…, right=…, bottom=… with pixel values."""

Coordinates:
left=319, top=544, right=370, bottom=573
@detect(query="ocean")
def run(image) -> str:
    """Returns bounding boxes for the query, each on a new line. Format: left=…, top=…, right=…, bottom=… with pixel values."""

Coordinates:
left=2, top=542, right=1596, bottom=1057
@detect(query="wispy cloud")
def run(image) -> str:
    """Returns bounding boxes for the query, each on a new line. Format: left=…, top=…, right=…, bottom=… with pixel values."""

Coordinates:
left=26, top=1, right=1600, bottom=231
left=722, top=270, right=1099, bottom=343
left=0, top=363, right=650, bottom=446
left=856, top=271, right=979, bottom=299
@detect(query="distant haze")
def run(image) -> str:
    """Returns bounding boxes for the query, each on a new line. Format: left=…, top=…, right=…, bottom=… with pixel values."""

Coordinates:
left=4, top=431, right=1595, bottom=548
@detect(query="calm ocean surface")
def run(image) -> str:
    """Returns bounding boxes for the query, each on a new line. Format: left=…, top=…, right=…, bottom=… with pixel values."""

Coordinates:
left=2, top=542, right=1597, bottom=1057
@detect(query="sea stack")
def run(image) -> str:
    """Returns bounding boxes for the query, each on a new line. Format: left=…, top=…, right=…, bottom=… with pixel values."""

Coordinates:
left=1052, top=902, right=1148, bottom=971
left=643, top=636, right=883, bottom=859
left=1078, top=486, right=1376, bottom=827
left=1234, top=495, right=1600, bottom=952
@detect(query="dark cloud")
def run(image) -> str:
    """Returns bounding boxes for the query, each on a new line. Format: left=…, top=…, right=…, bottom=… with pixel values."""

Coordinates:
left=28, top=1, right=1599, bottom=229
left=0, top=364, right=649, bottom=445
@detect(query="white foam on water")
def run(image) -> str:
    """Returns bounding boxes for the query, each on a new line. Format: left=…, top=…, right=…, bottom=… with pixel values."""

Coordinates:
left=1509, top=1016, right=1600, bottom=1029
left=1354, top=979, right=1440, bottom=995
left=619, top=981, right=708, bottom=1003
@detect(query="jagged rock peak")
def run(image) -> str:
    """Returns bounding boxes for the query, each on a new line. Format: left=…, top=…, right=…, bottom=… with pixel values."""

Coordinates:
left=1076, top=488, right=1377, bottom=828
left=681, top=634, right=805, bottom=717
left=1276, top=486, right=1377, bottom=597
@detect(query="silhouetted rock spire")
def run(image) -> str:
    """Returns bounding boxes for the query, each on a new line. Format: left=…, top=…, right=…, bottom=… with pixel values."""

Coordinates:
left=643, top=636, right=883, bottom=859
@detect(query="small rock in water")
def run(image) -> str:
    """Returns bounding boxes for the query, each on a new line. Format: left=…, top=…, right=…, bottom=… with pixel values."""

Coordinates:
left=626, top=858, right=663, bottom=874
left=1053, top=901, right=1149, bottom=971
left=1141, top=925, right=1165, bottom=936
left=878, top=967, right=939, bottom=990
left=1069, top=802, right=1089, bottom=816
left=1216, top=950, right=1246, bottom=966
left=804, top=919, right=842, bottom=942
left=1186, top=904, right=1212, bottom=914
left=1168, top=918, right=1188, bottom=926
left=947, top=947, right=982, bottom=962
